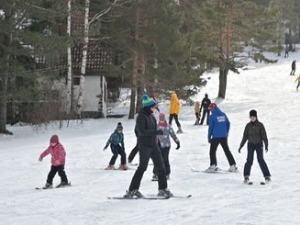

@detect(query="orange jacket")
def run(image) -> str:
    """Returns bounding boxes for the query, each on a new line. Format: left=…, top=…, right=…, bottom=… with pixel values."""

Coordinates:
left=169, top=93, right=180, bottom=114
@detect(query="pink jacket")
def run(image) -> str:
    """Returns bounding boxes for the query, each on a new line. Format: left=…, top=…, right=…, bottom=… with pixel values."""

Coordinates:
left=40, top=143, right=66, bottom=166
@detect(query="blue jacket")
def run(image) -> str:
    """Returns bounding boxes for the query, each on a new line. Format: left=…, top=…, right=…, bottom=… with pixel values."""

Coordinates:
left=208, top=107, right=230, bottom=139
left=105, top=130, right=124, bottom=149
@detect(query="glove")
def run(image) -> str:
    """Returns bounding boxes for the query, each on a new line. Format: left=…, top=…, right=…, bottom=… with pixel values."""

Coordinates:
left=176, top=141, right=180, bottom=150
left=38, top=156, right=43, bottom=162
left=265, top=147, right=268, bottom=153
left=157, top=130, right=163, bottom=135
left=238, top=146, right=242, bottom=153
left=208, top=138, right=211, bottom=144
left=103, top=146, right=108, bottom=151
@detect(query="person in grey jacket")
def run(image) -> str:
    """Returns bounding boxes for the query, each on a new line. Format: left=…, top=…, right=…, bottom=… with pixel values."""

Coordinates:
left=152, top=113, right=180, bottom=181
left=239, top=110, right=271, bottom=183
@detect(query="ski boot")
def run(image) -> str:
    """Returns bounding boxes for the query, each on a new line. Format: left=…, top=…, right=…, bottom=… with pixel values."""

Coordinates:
left=228, top=165, right=238, bottom=172
left=56, top=181, right=70, bottom=188
left=244, top=176, right=252, bottom=185
left=176, top=126, right=183, bottom=134
left=42, top=183, right=53, bottom=189
left=105, top=165, right=115, bottom=170
left=123, top=189, right=143, bottom=199
left=265, top=176, right=271, bottom=183
left=205, top=165, right=218, bottom=173
left=158, top=189, right=173, bottom=198
left=118, top=164, right=128, bottom=170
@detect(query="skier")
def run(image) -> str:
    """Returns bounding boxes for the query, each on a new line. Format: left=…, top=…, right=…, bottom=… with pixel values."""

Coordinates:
left=206, top=103, right=237, bottom=172
left=152, top=112, right=180, bottom=181
left=199, top=94, right=211, bottom=125
left=284, top=47, right=289, bottom=58
left=169, top=91, right=183, bottom=134
left=124, top=94, right=172, bottom=198
left=194, top=101, right=201, bottom=125
left=103, top=122, right=127, bottom=170
left=290, top=60, right=296, bottom=75
left=38, top=135, right=69, bottom=189
left=295, top=75, right=300, bottom=90
left=238, top=110, right=271, bottom=184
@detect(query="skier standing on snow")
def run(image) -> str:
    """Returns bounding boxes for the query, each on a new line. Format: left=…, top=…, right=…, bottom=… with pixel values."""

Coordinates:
left=206, top=103, right=237, bottom=172
left=152, top=113, right=180, bottom=181
left=290, top=60, right=296, bottom=75
left=169, top=91, right=183, bottom=134
left=124, top=95, right=172, bottom=198
left=194, top=101, right=201, bottom=125
left=199, top=94, right=211, bottom=125
left=39, top=135, right=69, bottom=189
left=103, top=122, right=127, bottom=170
left=238, top=110, right=271, bottom=184
left=295, top=75, right=300, bottom=90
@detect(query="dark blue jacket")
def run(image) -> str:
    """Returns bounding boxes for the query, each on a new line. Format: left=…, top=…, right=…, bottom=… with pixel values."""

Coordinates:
left=208, top=107, right=230, bottom=139
left=105, top=130, right=124, bottom=149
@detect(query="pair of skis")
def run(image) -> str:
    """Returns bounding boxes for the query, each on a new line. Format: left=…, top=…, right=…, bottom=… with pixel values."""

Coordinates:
left=35, top=182, right=71, bottom=190
left=108, top=194, right=192, bottom=200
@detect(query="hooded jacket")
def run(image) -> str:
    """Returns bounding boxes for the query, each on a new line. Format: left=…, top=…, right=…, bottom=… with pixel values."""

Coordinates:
left=169, top=93, right=180, bottom=115
left=105, top=130, right=124, bottom=149
left=157, top=121, right=178, bottom=148
left=208, top=107, right=230, bottom=139
left=40, top=136, right=66, bottom=166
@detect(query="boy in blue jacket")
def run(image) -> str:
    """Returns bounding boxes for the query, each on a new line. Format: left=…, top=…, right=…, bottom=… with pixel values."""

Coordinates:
left=206, top=103, right=237, bottom=172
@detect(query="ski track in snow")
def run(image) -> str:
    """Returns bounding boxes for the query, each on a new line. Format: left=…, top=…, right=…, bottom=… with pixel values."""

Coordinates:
left=1, top=54, right=300, bottom=225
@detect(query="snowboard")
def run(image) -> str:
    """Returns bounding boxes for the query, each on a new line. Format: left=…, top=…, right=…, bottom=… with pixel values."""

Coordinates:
left=108, top=194, right=192, bottom=200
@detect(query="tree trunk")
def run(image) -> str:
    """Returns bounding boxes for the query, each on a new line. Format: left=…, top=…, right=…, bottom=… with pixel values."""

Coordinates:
left=0, top=73, right=9, bottom=134
left=218, top=67, right=228, bottom=99
left=129, top=51, right=139, bottom=119
left=66, top=0, right=72, bottom=117
left=77, top=0, right=90, bottom=120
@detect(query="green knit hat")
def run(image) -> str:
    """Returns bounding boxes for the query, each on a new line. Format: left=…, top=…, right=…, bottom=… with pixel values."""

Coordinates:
left=142, top=94, right=156, bottom=108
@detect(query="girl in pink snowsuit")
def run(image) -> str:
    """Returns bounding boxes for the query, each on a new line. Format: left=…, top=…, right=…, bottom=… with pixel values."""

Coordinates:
left=39, top=135, right=69, bottom=188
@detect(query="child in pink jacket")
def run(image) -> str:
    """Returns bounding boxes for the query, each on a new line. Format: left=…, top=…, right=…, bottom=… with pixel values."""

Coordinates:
left=39, top=135, right=69, bottom=189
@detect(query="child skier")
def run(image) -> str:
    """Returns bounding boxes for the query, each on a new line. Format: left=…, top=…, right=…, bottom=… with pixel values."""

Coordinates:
left=103, top=122, right=127, bottom=170
left=152, top=113, right=180, bottom=181
left=194, top=101, right=201, bottom=125
left=295, top=75, right=300, bottom=90
left=39, top=135, right=69, bottom=189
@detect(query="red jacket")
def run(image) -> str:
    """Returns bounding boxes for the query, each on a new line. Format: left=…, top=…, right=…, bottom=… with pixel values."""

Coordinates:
left=40, top=143, right=66, bottom=166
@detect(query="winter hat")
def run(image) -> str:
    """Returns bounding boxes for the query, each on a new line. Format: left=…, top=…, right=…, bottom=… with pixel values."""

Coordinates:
left=249, top=110, right=257, bottom=118
left=117, top=122, right=123, bottom=130
left=159, top=112, right=166, bottom=121
left=50, top=135, right=59, bottom=144
left=208, top=103, right=217, bottom=110
left=142, top=94, right=156, bottom=108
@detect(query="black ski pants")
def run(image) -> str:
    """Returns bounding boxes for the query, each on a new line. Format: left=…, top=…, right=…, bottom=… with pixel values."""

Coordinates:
left=128, top=143, right=138, bottom=163
left=209, top=138, right=236, bottom=166
left=153, top=147, right=171, bottom=176
left=129, top=144, right=167, bottom=191
left=169, top=113, right=181, bottom=128
left=200, top=109, right=210, bottom=125
left=109, top=144, right=126, bottom=165
left=47, top=165, right=68, bottom=184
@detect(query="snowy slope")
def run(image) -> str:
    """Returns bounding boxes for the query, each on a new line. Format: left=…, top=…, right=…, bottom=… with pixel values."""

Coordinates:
left=1, top=53, right=300, bottom=225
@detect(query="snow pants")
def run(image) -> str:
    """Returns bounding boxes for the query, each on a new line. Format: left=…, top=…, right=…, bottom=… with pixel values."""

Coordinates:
left=109, top=144, right=126, bottom=165
left=200, top=109, right=210, bottom=125
left=129, top=144, right=167, bottom=191
left=244, top=143, right=271, bottom=178
left=47, top=165, right=68, bottom=184
left=210, top=138, right=236, bottom=166
left=153, top=147, right=171, bottom=176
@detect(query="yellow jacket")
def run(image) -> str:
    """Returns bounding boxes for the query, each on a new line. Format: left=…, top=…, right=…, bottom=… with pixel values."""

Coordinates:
left=295, top=77, right=300, bottom=84
left=169, top=93, right=180, bottom=114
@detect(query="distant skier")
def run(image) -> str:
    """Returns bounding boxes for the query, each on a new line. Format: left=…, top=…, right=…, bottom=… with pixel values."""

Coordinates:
left=284, top=47, right=289, bottom=58
left=199, top=94, right=211, bottom=125
left=295, top=75, right=300, bottom=90
left=290, top=60, right=296, bottom=75
left=103, top=122, right=127, bottom=170
left=38, top=135, right=69, bottom=189
left=152, top=112, right=180, bottom=181
left=124, top=95, right=172, bottom=198
left=206, top=103, right=237, bottom=172
left=238, top=110, right=271, bottom=184
left=194, top=101, right=201, bottom=125
left=169, top=91, right=183, bottom=134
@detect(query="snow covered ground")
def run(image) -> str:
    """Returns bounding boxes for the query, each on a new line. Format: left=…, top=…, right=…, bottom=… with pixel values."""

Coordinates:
left=1, top=53, right=300, bottom=225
